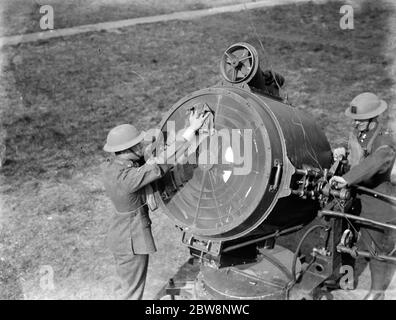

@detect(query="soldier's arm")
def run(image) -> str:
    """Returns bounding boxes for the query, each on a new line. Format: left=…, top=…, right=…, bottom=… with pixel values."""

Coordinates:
left=343, top=144, right=395, bottom=185
left=120, top=111, right=210, bottom=192
left=159, top=130, right=208, bottom=165
left=148, top=111, right=210, bottom=166
left=120, top=163, right=168, bottom=193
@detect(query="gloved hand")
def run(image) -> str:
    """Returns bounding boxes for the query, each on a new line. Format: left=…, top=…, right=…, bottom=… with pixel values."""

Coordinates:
left=189, top=109, right=210, bottom=131
left=146, top=157, right=159, bottom=165
left=329, top=176, right=348, bottom=189
left=183, top=110, right=210, bottom=141
left=333, top=147, right=346, bottom=162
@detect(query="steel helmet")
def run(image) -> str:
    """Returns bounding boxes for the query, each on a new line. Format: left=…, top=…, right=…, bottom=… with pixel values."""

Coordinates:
left=103, top=124, right=145, bottom=153
left=345, top=92, right=387, bottom=120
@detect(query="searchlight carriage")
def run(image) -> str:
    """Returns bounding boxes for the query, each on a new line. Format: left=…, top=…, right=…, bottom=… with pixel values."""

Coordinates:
left=152, top=43, right=396, bottom=300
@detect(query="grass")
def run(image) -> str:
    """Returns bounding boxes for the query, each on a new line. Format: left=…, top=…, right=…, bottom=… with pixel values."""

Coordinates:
left=0, top=0, right=395, bottom=299
left=0, top=0, right=247, bottom=37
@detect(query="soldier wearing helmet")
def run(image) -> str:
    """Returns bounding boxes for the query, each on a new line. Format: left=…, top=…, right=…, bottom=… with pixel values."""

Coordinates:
left=330, top=92, right=396, bottom=300
left=101, top=110, right=209, bottom=299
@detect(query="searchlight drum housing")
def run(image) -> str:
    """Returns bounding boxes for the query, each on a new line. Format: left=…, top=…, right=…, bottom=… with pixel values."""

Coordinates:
left=154, top=43, right=332, bottom=243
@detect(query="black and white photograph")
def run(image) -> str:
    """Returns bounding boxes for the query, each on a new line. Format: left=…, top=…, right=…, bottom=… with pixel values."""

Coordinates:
left=0, top=0, right=395, bottom=307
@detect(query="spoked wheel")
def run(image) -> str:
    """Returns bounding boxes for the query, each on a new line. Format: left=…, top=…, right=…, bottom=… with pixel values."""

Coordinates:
left=220, top=42, right=259, bottom=83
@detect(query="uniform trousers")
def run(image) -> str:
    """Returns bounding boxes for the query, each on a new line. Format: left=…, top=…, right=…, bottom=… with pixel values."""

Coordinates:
left=113, top=253, right=149, bottom=300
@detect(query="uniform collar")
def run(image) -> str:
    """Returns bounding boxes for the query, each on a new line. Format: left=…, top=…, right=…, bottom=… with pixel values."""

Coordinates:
left=355, top=123, right=382, bottom=144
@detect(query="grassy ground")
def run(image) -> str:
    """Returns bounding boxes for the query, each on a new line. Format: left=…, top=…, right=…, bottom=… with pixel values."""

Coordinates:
left=0, top=0, right=395, bottom=299
left=0, top=0, right=247, bottom=36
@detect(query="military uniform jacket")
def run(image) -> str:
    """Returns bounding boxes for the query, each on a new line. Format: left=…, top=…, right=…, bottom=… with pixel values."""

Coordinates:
left=101, top=158, right=169, bottom=255
left=343, top=125, right=396, bottom=221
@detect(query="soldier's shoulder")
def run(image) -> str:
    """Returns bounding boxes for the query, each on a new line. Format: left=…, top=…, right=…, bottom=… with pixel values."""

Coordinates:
left=379, top=128, right=395, bottom=140
left=383, top=128, right=394, bottom=136
left=376, top=128, right=395, bottom=149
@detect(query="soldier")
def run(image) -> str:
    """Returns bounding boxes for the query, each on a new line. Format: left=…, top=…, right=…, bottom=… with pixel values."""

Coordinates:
left=102, top=110, right=209, bottom=299
left=330, top=92, right=396, bottom=300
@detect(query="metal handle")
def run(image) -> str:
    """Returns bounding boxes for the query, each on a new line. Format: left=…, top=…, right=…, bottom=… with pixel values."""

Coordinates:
left=270, top=160, right=282, bottom=191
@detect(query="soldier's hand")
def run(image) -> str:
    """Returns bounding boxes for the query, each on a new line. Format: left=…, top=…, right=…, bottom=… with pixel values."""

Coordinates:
left=146, top=157, right=158, bottom=165
left=329, top=176, right=348, bottom=189
left=333, top=147, right=346, bottom=162
left=188, top=109, right=210, bottom=131
left=146, top=154, right=167, bottom=165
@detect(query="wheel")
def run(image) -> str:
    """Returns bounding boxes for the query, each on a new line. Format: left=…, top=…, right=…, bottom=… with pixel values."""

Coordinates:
left=220, top=42, right=259, bottom=83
